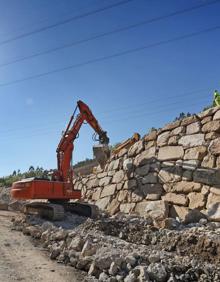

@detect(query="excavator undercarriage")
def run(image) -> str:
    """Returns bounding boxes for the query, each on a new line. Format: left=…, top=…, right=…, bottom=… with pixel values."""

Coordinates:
left=24, top=201, right=99, bottom=221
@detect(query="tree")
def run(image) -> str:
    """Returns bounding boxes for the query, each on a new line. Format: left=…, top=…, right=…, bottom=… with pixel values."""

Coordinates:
left=29, top=166, right=34, bottom=171
left=174, top=112, right=192, bottom=121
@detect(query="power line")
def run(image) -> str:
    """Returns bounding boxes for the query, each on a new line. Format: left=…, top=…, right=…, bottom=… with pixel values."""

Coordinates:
left=0, top=0, right=93, bottom=37
left=0, top=91, right=211, bottom=137
left=0, top=0, right=219, bottom=68
left=0, top=87, right=210, bottom=134
left=0, top=97, right=209, bottom=142
left=0, top=24, right=220, bottom=88
left=0, top=0, right=135, bottom=47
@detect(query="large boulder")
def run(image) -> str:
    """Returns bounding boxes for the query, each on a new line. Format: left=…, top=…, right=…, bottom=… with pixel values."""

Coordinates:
left=207, top=203, right=220, bottom=222
left=135, top=200, right=169, bottom=220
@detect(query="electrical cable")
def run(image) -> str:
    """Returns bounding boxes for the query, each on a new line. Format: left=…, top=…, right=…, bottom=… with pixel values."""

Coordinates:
left=0, top=0, right=219, bottom=68
left=0, top=0, right=136, bottom=47
left=0, top=24, right=219, bottom=88
left=0, top=95, right=210, bottom=140
left=0, top=88, right=211, bottom=135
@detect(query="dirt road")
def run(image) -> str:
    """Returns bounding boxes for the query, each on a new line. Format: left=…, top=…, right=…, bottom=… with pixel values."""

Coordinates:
left=0, top=210, right=85, bottom=282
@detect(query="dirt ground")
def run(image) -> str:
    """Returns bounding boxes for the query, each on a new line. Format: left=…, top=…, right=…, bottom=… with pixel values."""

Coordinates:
left=0, top=210, right=85, bottom=282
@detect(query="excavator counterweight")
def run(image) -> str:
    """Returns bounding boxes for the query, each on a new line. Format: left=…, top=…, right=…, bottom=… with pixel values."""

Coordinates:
left=11, top=100, right=110, bottom=220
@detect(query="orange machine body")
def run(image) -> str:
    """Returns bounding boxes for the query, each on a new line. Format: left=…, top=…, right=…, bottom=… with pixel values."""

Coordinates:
left=11, top=178, right=81, bottom=200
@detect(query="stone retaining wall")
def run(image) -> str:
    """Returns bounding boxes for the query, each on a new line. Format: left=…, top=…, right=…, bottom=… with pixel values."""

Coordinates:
left=74, top=106, right=220, bottom=222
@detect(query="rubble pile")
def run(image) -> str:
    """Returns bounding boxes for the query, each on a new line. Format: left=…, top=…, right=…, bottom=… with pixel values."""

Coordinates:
left=12, top=212, right=220, bottom=281
left=0, top=186, right=24, bottom=211
left=71, top=106, right=220, bottom=222
left=0, top=186, right=10, bottom=210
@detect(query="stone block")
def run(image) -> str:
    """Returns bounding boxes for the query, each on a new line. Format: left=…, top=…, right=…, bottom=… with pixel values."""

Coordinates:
left=100, top=184, right=116, bottom=198
left=128, top=140, right=144, bottom=157
left=157, top=131, right=170, bottom=147
left=197, top=106, right=220, bottom=119
left=188, top=192, right=205, bottom=209
left=201, top=115, right=212, bottom=124
left=92, top=188, right=102, bottom=201
left=162, top=193, right=188, bottom=206
left=135, top=164, right=150, bottom=176
left=107, top=198, right=120, bottom=215
left=158, top=146, right=184, bottom=161
left=186, top=121, right=201, bottom=134
left=209, top=138, right=220, bottom=156
left=142, top=172, right=158, bottom=184
left=205, top=132, right=220, bottom=140
left=171, top=126, right=185, bottom=135
left=182, top=160, right=200, bottom=170
left=170, top=181, right=201, bottom=193
left=99, top=176, right=112, bottom=186
left=144, top=130, right=157, bottom=141
left=146, top=194, right=161, bottom=200
left=134, top=147, right=156, bottom=166
left=169, top=205, right=189, bottom=221
left=202, top=120, right=220, bottom=133
left=213, top=109, right=220, bottom=120
left=207, top=203, right=220, bottom=222
left=206, top=192, right=220, bottom=209
left=168, top=136, right=179, bottom=145
left=123, top=158, right=133, bottom=171
left=135, top=200, right=169, bottom=220
left=184, top=146, right=207, bottom=160
left=193, top=168, right=215, bottom=185
left=181, top=115, right=199, bottom=126
left=158, top=166, right=182, bottom=183
left=117, top=148, right=127, bottom=158
left=96, top=196, right=111, bottom=210
left=210, top=187, right=220, bottom=195
left=201, top=154, right=215, bottom=168
left=117, top=190, right=128, bottom=202
left=124, top=179, right=137, bottom=190
left=120, top=203, right=136, bottom=213
left=141, top=183, right=163, bottom=197
left=145, top=140, right=156, bottom=149
left=182, top=170, right=193, bottom=181
left=161, top=120, right=180, bottom=131
left=131, top=189, right=144, bottom=202
left=86, top=178, right=99, bottom=189
left=179, top=134, right=205, bottom=148
left=201, top=185, right=210, bottom=195
left=112, top=170, right=125, bottom=183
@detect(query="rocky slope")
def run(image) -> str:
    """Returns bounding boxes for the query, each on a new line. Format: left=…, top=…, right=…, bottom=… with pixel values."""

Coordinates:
left=12, top=212, right=220, bottom=282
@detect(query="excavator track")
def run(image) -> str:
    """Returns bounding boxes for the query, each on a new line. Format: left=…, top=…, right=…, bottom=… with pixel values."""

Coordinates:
left=23, top=201, right=99, bottom=221
left=63, top=202, right=99, bottom=218
left=23, top=202, right=65, bottom=221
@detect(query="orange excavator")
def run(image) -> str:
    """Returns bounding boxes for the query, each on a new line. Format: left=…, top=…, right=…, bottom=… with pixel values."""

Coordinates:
left=11, top=100, right=110, bottom=220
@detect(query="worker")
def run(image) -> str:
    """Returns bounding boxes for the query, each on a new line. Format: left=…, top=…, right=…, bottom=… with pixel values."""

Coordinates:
left=213, top=90, right=220, bottom=106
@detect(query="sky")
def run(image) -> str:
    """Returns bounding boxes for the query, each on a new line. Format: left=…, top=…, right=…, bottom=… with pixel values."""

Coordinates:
left=0, top=0, right=220, bottom=176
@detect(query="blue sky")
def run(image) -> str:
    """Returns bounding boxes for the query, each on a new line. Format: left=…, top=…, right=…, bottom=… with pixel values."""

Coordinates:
left=0, top=0, right=219, bottom=176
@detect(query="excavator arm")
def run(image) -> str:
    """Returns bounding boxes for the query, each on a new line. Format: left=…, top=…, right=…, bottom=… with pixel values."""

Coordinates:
left=55, top=100, right=109, bottom=182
